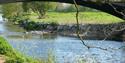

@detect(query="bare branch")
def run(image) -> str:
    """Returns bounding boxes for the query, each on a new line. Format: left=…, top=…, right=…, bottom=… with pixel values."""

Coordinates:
left=73, top=0, right=90, bottom=49
left=107, top=1, right=125, bottom=19
left=73, top=0, right=125, bottom=51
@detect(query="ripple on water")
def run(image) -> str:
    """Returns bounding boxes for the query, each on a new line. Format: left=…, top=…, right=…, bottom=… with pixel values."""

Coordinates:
left=4, top=36, right=125, bottom=63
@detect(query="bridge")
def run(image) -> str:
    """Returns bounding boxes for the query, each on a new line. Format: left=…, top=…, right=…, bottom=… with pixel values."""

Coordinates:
left=0, top=0, right=125, bottom=20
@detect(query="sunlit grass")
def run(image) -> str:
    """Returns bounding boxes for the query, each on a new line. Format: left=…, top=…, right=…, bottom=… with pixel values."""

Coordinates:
left=28, top=12, right=124, bottom=24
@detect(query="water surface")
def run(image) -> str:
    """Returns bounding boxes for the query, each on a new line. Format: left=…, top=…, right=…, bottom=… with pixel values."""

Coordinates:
left=0, top=16, right=125, bottom=63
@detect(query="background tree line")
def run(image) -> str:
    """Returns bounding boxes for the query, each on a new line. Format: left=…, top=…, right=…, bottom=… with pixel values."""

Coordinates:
left=1, top=2, right=98, bottom=20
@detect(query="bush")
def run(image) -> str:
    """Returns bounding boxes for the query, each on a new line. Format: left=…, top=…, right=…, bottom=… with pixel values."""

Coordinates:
left=49, top=22, right=58, bottom=26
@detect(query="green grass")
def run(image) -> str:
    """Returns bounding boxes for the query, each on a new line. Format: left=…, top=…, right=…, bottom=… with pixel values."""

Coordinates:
left=28, top=12, right=124, bottom=24
left=0, top=36, right=18, bottom=58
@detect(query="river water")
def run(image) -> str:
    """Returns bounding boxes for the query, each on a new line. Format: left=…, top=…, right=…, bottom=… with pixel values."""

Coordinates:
left=0, top=15, right=125, bottom=63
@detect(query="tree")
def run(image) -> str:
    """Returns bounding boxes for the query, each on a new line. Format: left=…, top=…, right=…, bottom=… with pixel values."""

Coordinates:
left=22, top=2, right=30, bottom=13
left=29, top=2, right=56, bottom=19
left=2, top=3, right=23, bottom=19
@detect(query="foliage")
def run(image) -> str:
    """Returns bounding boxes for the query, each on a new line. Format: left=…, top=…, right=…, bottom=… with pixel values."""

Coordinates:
left=2, top=3, right=23, bottom=19
left=21, top=20, right=59, bottom=31
left=29, top=2, right=56, bottom=19
left=22, top=2, right=30, bottom=12
left=0, top=36, right=15, bottom=56
left=24, top=21, right=36, bottom=31
left=49, top=22, right=58, bottom=26
left=2, top=2, right=57, bottom=21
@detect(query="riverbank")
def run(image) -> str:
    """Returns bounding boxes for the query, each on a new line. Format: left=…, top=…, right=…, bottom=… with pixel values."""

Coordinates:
left=1, top=13, right=125, bottom=63
left=4, top=11, right=125, bottom=41
left=17, top=20, right=125, bottom=41
left=0, top=36, right=44, bottom=63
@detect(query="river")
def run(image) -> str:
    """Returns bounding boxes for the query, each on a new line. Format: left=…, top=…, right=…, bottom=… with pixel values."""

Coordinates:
left=0, top=15, right=125, bottom=63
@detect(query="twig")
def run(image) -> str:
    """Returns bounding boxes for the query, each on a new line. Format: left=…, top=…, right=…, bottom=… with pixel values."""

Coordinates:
left=107, top=2, right=125, bottom=19
left=73, top=0, right=90, bottom=49
left=73, top=0, right=125, bottom=51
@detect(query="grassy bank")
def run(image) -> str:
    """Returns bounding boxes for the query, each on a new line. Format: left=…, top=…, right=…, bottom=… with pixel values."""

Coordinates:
left=28, top=12, right=124, bottom=24
left=0, top=36, right=42, bottom=63
left=0, top=36, right=57, bottom=63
